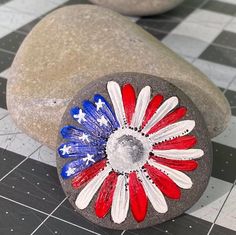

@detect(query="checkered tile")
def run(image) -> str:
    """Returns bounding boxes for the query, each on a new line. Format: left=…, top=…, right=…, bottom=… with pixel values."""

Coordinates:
left=0, top=0, right=236, bottom=234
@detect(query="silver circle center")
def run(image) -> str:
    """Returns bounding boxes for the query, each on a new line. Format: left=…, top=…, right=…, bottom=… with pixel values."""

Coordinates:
left=106, top=128, right=152, bottom=173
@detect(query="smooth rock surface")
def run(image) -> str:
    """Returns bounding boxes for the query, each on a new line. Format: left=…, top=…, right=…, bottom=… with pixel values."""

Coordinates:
left=7, top=5, right=231, bottom=149
left=57, top=72, right=213, bottom=229
left=89, top=0, right=184, bottom=16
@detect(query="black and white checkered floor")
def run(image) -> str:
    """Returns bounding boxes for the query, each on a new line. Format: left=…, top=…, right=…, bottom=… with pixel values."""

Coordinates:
left=0, top=0, right=235, bottom=234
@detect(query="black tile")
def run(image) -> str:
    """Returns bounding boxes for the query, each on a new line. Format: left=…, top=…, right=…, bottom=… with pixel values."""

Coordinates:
left=17, top=18, right=41, bottom=34
left=202, top=0, right=236, bottom=16
left=53, top=200, right=122, bottom=235
left=214, top=30, right=236, bottom=50
left=232, top=107, right=236, bottom=116
left=210, top=224, right=236, bottom=235
left=212, top=142, right=236, bottom=183
left=183, top=0, right=206, bottom=8
left=0, top=31, right=26, bottom=53
left=34, top=217, right=93, bottom=235
left=137, top=16, right=180, bottom=34
left=0, top=158, right=66, bottom=213
left=199, top=44, right=236, bottom=68
left=0, top=0, right=11, bottom=4
left=224, top=88, right=236, bottom=115
left=64, top=0, right=90, bottom=5
left=0, top=196, right=46, bottom=235
left=0, top=50, right=14, bottom=73
left=130, top=214, right=212, bottom=235
left=164, top=5, right=195, bottom=19
left=142, top=27, right=167, bottom=41
left=0, top=148, right=26, bottom=179
left=0, top=77, right=7, bottom=109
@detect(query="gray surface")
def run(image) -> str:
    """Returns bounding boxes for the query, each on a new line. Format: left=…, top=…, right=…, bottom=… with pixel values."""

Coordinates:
left=57, top=72, right=213, bottom=230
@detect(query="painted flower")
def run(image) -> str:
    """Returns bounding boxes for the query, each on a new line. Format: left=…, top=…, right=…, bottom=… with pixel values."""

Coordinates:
left=58, top=81, right=204, bottom=224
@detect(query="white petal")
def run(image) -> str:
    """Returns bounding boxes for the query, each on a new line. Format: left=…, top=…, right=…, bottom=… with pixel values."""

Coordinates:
left=137, top=171, right=167, bottom=213
left=152, top=149, right=204, bottom=160
left=148, top=159, right=192, bottom=189
left=107, top=81, right=126, bottom=127
left=142, top=96, right=178, bottom=133
left=131, top=86, right=151, bottom=128
left=111, top=175, right=129, bottom=224
left=150, top=120, right=195, bottom=143
left=75, top=166, right=111, bottom=209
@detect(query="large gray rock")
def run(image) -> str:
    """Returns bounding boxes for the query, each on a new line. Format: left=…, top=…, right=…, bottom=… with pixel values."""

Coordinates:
left=57, top=73, right=213, bottom=229
left=7, top=5, right=230, bottom=149
left=89, top=0, right=184, bottom=16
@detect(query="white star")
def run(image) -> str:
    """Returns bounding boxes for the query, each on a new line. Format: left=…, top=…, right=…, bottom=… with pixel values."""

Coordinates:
left=95, top=99, right=105, bottom=111
left=60, top=145, right=71, bottom=155
left=97, top=115, right=108, bottom=126
left=65, top=167, right=76, bottom=176
left=74, top=109, right=86, bottom=123
left=79, top=133, right=90, bottom=142
left=83, top=154, right=95, bottom=165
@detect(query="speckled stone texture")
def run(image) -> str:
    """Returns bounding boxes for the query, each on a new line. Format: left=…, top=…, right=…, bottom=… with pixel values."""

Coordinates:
left=7, top=5, right=230, bottom=149
left=57, top=72, right=213, bottom=230
left=89, top=0, right=184, bottom=16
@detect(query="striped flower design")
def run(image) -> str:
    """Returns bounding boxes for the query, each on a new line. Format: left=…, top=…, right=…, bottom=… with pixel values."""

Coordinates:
left=58, top=81, right=204, bottom=224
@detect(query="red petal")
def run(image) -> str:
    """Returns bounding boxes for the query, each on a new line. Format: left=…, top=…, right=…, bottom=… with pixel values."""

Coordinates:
left=142, top=95, right=163, bottom=128
left=150, top=156, right=198, bottom=171
left=148, top=107, right=187, bottom=134
left=122, top=84, right=136, bottom=125
left=95, top=171, right=118, bottom=218
left=153, top=135, right=197, bottom=150
left=71, top=159, right=106, bottom=189
left=144, top=163, right=181, bottom=199
left=129, top=172, right=148, bottom=222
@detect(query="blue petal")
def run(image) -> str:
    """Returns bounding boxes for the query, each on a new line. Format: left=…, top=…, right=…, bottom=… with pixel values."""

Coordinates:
left=61, top=125, right=101, bottom=145
left=58, top=141, right=105, bottom=158
left=61, top=155, right=104, bottom=179
left=83, top=100, right=113, bottom=137
left=94, top=94, right=120, bottom=129
left=70, top=107, right=106, bottom=138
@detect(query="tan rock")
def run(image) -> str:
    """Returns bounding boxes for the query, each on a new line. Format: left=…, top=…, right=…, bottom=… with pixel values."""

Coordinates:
left=89, top=0, right=184, bottom=16
left=7, top=5, right=231, bottom=149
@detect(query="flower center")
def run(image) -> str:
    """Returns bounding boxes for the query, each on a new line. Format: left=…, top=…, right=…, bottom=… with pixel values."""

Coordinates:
left=106, top=128, right=152, bottom=173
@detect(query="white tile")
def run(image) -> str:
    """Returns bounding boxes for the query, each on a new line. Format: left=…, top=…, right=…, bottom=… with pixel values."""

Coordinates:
left=0, top=107, right=8, bottom=120
left=172, top=9, right=232, bottom=43
left=225, top=17, right=236, bottom=33
left=193, top=59, right=236, bottom=89
left=171, top=20, right=221, bottom=43
left=187, top=177, right=232, bottom=223
left=162, top=33, right=208, bottom=58
left=228, top=76, right=236, bottom=91
left=0, top=67, right=11, bottom=79
left=0, top=133, right=41, bottom=156
left=215, top=184, right=236, bottom=231
left=6, top=0, right=66, bottom=17
left=213, top=116, right=236, bottom=149
left=217, top=0, right=236, bottom=5
left=0, top=25, right=12, bottom=38
left=0, top=113, right=41, bottom=156
left=0, top=115, right=19, bottom=134
left=185, top=9, right=232, bottom=30
left=30, top=145, right=56, bottom=167
left=0, top=0, right=67, bottom=36
left=0, top=5, right=32, bottom=31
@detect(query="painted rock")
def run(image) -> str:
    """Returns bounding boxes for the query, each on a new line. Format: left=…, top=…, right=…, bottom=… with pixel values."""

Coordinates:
left=57, top=72, right=212, bottom=229
left=7, top=5, right=230, bottom=149
left=89, top=0, right=184, bottom=16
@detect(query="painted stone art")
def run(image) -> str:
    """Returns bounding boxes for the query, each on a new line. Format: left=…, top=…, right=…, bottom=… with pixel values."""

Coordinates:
left=57, top=73, right=212, bottom=230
